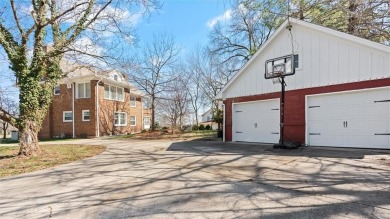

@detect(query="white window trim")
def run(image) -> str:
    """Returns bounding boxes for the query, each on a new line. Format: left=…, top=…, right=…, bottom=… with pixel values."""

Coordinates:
left=130, top=116, right=136, bottom=126
left=114, top=112, right=127, bottom=126
left=63, top=111, right=73, bottom=122
left=54, top=85, right=60, bottom=95
left=130, top=97, right=136, bottom=107
left=82, top=110, right=90, bottom=122
left=104, top=84, right=125, bottom=102
left=76, top=82, right=91, bottom=99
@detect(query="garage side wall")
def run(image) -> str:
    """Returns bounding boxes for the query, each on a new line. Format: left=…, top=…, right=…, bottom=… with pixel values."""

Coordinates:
left=224, top=78, right=390, bottom=144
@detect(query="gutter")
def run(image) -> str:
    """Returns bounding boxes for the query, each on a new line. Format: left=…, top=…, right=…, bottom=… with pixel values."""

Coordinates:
left=95, top=76, right=103, bottom=137
left=223, top=103, right=225, bottom=142
left=72, top=83, right=75, bottom=138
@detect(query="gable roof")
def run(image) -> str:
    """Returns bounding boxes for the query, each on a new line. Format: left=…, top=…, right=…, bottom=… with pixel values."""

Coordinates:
left=216, top=18, right=390, bottom=100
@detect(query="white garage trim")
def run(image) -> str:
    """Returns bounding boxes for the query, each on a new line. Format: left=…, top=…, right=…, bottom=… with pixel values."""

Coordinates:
left=306, top=86, right=390, bottom=148
left=232, top=98, right=280, bottom=143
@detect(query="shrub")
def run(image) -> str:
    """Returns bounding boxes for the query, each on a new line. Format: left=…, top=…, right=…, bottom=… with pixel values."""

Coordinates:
left=192, top=125, right=199, bottom=130
left=161, top=127, right=169, bottom=133
left=205, top=124, right=211, bottom=130
left=199, top=124, right=205, bottom=130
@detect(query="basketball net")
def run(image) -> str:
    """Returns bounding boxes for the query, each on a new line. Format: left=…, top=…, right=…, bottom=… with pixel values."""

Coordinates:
left=271, top=71, right=283, bottom=84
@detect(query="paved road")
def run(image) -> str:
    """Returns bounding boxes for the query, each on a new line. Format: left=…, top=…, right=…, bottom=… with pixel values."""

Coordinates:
left=1, top=139, right=390, bottom=218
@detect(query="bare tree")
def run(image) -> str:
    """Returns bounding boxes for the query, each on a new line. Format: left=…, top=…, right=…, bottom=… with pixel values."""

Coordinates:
left=209, top=0, right=285, bottom=66
left=128, top=33, right=181, bottom=131
left=159, top=77, right=189, bottom=132
left=0, top=90, right=18, bottom=139
left=0, top=0, right=158, bottom=156
left=289, top=0, right=390, bottom=44
left=188, top=47, right=236, bottom=130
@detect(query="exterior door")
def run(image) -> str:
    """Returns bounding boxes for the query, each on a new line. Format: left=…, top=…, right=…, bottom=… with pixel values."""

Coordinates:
left=144, top=116, right=150, bottom=130
left=233, top=99, right=280, bottom=143
left=307, top=87, right=390, bottom=149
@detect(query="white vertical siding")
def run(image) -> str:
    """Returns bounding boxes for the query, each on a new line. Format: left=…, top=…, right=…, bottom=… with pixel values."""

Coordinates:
left=223, top=24, right=390, bottom=99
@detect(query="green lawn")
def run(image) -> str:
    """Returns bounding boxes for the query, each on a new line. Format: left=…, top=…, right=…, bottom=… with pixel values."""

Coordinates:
left=0, top=144, right=106, bottom=178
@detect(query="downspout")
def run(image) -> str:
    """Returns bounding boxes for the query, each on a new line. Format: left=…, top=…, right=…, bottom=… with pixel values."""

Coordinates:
left=96, top=77, right=103, bottom=137
left=141, top=97, right=144, bottom=130
left=223, top=103, right=225, bottom=142
left=72, top=83, right=75, bottom=138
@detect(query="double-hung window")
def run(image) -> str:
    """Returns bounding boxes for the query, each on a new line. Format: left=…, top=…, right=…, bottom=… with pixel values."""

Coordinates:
left=130, top=116, right=136, bottom=126
left=63, top=111, right=73, bottom=122
left=114, top=112, right=127, bottom=126
left=130, top=97, right=136, bottom=107
left=82, top=110, right=90, bottom=121
left=77, top=82, right=91, bottom=98
left=104, top=84, right=124, bottom=101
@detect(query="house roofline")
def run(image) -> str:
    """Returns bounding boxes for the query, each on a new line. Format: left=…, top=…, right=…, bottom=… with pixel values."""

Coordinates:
left=215, top=18, right=390, bottom=100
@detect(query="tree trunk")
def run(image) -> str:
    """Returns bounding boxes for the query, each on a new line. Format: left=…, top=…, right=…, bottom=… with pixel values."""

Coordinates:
left=2, top=122, right=7, bottom=139
left=347, top=0, right=358, bottom=34
left=18, top=120, right=41, bottom=156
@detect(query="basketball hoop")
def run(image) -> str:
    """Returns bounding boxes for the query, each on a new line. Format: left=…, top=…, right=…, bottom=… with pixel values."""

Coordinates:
left=271, top=71, right=283, bottom=84
left=264, top=54, right=298, bottom=149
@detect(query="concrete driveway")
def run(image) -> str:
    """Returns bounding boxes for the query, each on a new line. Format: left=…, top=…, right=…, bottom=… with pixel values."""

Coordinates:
left=1, top=139, right=390, bottom=219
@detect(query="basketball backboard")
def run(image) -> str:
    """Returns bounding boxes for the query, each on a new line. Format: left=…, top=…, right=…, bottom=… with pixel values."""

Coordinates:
left=265, top=54, right=296, bottom=79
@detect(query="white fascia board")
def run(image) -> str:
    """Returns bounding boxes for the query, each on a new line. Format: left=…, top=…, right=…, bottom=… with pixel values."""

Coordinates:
left=216, top=19, right=290, bottom=99
left=216, top=18, right=390, bottom=100
left=101, top=78, right=132, bottom=89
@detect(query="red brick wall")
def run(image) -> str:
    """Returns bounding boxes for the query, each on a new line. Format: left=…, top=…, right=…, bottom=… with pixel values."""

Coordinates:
left=223, top=78, right=390, bottom=143
left=97, top=82, right=144, bottom=136
left=39, top=84, right=74, bottom=139
left=74, top=81, right=97, bottom=137
left=39, top=80, right=145, bottom=139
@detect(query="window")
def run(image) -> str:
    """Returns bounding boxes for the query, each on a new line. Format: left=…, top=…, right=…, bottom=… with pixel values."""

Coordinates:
left=110, top=86, right=116, bottom=100
left=104, top=84, right=110, bottom=99
left=130, top=97, right=136, bottom=107
left=117, top=87, right=123, bottom=101
left=130, top=116, right=136, bottom=126
left=82, top=110, right=90, bottom=121
left=104, top=84, right=124, bottom=101
left=114, top=112, right=127, bottom=126
left=63, top=111, right=73, bottom=122
left=54, top=85, right=60, bottom=95
left=294, top=54, right=299, bottom=69
left=114, top=75, right=118, bottom=81
left=76, top=82, right=91, bottom=98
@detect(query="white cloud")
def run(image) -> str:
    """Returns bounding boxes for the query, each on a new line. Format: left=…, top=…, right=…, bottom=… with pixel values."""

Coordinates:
left=206, top=9, right=232, bottom=28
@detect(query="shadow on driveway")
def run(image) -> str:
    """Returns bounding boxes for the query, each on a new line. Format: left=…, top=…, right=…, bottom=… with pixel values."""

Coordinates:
left=167, top=140, right=390, bottom=159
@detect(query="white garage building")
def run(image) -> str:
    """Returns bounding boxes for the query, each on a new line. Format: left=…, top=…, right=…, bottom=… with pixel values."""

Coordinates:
left=216, top=18, right=390, bottom=149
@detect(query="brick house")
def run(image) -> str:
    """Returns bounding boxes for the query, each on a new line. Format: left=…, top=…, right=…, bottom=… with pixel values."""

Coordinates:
left=39, top=66, right=149, bottom=139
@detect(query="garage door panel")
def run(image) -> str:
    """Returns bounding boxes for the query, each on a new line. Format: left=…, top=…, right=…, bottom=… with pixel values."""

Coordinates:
left=307, top=87, right=390, bottom=149
left=367, top=89, right=389, bottom=103
left=368, top=120, right=389, bottom=134
left=369, top=136, right=390, bottom=148
left=233, top=99, right=279, bottom=143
